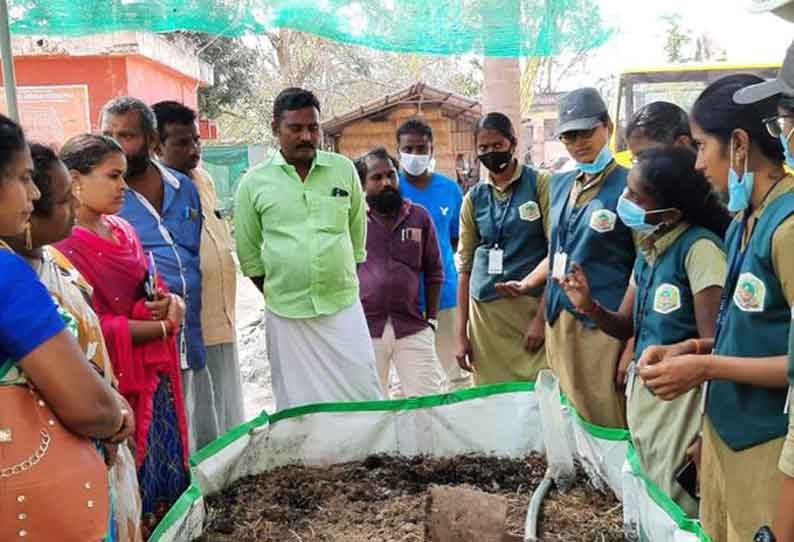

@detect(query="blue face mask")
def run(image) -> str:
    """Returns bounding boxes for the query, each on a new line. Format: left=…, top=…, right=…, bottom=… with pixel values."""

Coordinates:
left=780, top=127, right=794, bottom=168
left=617, top=191, right=674, bottom=234
left=727, top=144, right=754, bottom=213
left=576, top=145, right=613, bottom=175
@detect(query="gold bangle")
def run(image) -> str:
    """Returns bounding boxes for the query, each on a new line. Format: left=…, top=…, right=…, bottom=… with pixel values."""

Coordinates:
left=160, top=321, right=167, bottom=339
left=690, top=339, right=701, bottom=355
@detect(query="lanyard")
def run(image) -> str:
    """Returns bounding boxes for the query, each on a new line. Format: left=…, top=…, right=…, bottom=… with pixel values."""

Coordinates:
left=556, top=181, right=591, bottom=252
left=633, top=259, right=659, bottom=349
left=712, top=214, right=751, bottom=350
left=487, top=177, right=520, bottom=248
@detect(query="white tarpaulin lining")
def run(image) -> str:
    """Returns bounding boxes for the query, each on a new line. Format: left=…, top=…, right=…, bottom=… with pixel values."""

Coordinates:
left=149, top=381, right=711, bottom=542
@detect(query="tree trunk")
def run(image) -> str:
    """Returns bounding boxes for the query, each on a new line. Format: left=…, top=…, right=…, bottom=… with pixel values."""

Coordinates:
left=483, top=57, right=524, bottom=160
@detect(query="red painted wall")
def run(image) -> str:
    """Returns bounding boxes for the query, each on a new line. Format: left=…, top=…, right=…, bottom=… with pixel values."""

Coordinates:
left=125, top=55, right=199, bottom=113
left=1, top=54, right=201, bottom=135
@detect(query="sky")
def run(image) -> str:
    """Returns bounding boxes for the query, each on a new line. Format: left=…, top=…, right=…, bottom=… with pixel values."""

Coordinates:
left=593, top=0, right=792, bottom=70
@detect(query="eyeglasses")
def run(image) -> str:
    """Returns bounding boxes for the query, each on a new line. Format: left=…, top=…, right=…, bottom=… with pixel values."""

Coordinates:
left=762, top=115, right=794, bottom=138
left=558, top=127, right=598, bottom=144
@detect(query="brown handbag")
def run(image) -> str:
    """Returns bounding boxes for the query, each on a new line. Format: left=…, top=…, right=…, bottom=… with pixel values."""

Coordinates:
left=0, top=383, right=110, bottom=541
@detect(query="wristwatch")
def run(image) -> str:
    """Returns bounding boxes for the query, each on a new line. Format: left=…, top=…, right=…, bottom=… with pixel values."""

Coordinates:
left=427, top=318, right=439, bottom=332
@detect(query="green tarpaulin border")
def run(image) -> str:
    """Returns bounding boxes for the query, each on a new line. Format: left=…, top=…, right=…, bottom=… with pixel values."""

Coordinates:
left=149, top=381, right=708, bottom=542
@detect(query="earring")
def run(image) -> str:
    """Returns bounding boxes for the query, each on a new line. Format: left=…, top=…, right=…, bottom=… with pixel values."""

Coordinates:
left=24, top=222, right=32, bottom=250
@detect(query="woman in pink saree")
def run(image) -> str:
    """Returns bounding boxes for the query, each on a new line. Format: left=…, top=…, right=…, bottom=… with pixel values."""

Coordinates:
left=55, top=134, right=189, bottom=537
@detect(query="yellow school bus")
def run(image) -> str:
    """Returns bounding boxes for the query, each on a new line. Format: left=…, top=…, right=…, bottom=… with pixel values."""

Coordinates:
left=611, top=63, right=780, bottom=167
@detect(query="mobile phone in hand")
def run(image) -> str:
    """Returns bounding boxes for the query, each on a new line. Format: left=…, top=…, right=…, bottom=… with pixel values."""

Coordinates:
left=143, top=252, right=158, bottom=301
left=674, top=459, right=699, bottom=500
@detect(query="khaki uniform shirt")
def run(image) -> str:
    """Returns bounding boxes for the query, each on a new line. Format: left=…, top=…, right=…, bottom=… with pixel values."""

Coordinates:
left=546, top=161, right=637, bottom=428
left=629, top=221, right=727, bottom=293
left=626, top=222, right=727, bottom=517
left=457, top=163, right=552, bottom=274
left=192, top=167, right=237, bottom=346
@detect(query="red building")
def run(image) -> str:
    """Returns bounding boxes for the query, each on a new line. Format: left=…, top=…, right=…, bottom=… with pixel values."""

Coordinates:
left=0, top=32, right=215, bottom=147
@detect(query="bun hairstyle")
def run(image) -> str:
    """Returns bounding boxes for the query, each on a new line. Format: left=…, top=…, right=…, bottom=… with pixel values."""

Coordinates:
left=59, top=134, right=125, bottom=175
left=692, top=74, right=783, bottom=163
left=634, top=145, right=732, bottom=238
left=474, top=112, right=517, bottom=147
left=0, top=114, right=27, bottom=181
left=30, top=143, right=62, bottom=217
left=626, top=101, right=692, bottom=147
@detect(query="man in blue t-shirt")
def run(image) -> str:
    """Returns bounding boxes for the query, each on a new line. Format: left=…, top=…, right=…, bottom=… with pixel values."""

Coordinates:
left=397, top=117, right=470, bottom=391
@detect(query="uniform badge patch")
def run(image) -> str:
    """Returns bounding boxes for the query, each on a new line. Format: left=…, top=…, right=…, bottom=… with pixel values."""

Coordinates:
left=519, top=201, right=541, bottom=222
left=653, top=283, right=681, bottom=314
left=733, top=272, right=766, bottom=312
left=589, top=209, right=616, bottom=233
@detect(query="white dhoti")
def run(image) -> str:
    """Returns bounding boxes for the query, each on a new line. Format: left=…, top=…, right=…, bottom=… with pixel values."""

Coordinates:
left=265, top=300, right=384, bottom=411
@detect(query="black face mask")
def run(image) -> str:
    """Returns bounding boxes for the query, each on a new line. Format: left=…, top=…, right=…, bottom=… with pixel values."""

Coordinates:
left=479, top=150, right=514, bottom=174
left=367, top=186, right=403, bottom=216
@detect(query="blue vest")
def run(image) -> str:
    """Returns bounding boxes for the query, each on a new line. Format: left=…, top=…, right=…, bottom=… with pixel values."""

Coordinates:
left=789, top=319, right=794, bottom=385
left=708, top=193, right=794, bottom=451
left=632, top=226, right=724, bottom=361
left=545, top=165, right=635, bottom=327
left=469, top=168, right=547, bottom=302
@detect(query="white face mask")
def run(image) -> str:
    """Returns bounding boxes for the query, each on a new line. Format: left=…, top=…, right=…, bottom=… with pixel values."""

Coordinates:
left=400, top=153, right=432, bottom=176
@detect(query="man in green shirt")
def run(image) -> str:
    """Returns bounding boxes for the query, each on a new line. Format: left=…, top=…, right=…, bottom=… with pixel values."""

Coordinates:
left=235, top=87, right=382, bottom=410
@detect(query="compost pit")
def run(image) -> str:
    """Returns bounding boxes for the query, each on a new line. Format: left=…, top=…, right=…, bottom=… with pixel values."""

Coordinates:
left=198, top=453, right=623, bottom=542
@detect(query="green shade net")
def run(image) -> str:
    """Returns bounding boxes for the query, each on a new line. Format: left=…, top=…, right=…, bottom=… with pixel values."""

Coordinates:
left=201, top=145, right=251, bottom=211
left=9, top=0, right=612, bottom=57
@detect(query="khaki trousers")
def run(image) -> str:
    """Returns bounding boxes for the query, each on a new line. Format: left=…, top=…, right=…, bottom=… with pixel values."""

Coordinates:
left=436, top=307, right=472, bottom=391
left=546, top=312, right=627, bottom=428
left=700, top=417, right=783, bottom=542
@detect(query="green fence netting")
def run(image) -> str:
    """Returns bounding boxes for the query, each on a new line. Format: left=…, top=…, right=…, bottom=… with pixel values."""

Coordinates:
left=201, top=145, right=250, bottom=212
left=9, top=0, right=613, bottom=57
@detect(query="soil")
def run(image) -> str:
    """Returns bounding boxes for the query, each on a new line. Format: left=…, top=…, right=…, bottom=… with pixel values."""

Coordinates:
left=198, top=454, right=623, bottom=542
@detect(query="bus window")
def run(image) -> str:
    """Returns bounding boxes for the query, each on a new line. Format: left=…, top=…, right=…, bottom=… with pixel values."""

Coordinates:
left=612, top=65, right=779, bottom=158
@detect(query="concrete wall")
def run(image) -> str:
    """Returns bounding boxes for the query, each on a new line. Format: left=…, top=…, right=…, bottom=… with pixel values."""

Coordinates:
left=1, top=54, right=201, bottom=145
left=125, top=56, right=199, bottom=113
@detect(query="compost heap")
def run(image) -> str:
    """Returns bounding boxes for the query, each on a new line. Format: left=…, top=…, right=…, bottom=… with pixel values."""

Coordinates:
left=199, top=453, right=623, bottom=541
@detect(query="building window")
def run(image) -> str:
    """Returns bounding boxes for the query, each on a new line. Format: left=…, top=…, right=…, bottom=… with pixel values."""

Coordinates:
left=525, top=124, right=535, bottom=144
left=543, top=119, right=558, bottom=141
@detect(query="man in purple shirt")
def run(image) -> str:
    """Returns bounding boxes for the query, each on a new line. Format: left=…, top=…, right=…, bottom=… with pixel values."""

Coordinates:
left=355, top=147, right=445, bottom=397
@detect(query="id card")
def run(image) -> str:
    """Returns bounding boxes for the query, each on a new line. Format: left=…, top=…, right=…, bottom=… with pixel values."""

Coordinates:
left=488, top=248, right=504, bottom=275
left=625, top=362, right=636, bottom=399
left=552, top=251, right=568, bottom=281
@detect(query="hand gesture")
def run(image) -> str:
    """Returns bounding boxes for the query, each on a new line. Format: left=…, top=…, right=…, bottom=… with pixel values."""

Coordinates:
left=145, top=288, right=170, bottom=320
left=523, top=314, right=545, bottom=353
left=615, top=342, right=634, bottom=390
left=107, top=391, right=135, bottom=444
left=165, top=294, right=186, bottom=330
left=557, top=262, right=594, bottom=313
left=638, top=354, right=708, bottom=401
left=495, top=280, right=531, bottom=298
left=636, top=341, right=695, bottom=371
left=456, top=333, right=474, bottom=373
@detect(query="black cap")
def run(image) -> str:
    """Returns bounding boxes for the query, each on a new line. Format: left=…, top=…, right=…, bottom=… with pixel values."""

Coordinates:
left=556, top=87, right=608, bottom=136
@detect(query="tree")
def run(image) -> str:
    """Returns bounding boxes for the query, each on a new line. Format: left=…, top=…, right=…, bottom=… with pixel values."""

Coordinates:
left=164, top=31, right=261, bottom=119
left=209, top=30, right=484, bottom=145
left=660, top=14, right=726, bottom=64
left=520, top=0, right=613, bottom=116
left=661, top=14, right=692, bottom=63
